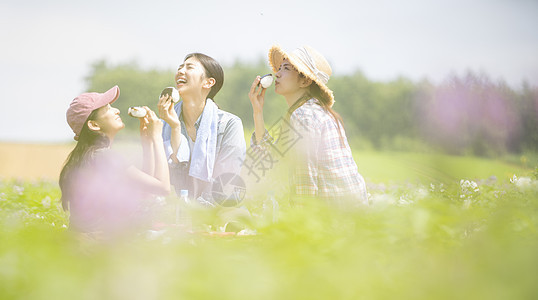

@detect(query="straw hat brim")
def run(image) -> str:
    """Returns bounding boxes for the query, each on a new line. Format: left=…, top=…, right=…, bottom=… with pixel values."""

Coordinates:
left=268, top=45, right=334, bottom=107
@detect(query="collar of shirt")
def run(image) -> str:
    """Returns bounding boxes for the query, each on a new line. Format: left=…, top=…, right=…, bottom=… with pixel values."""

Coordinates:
left=179, top=107, right=203, bottom=131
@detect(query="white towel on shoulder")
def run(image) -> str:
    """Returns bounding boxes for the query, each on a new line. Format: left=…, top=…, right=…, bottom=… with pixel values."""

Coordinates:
left=188, top=99, right=218, bottom=182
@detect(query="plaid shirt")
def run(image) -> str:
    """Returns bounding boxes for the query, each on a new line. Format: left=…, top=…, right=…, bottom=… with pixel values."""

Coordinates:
left=251, top=98, right=368, bottom=206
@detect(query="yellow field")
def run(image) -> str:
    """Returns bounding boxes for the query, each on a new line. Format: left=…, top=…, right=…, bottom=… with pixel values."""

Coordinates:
left=0, top=142, right=74, bottom=180
left=0, top=142, right=531, bottom=183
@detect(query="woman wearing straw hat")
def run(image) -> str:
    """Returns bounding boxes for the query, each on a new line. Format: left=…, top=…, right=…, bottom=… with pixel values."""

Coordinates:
left=248, top=45, right=368, bottom=206
left=60, top=86, right=170, bottom=236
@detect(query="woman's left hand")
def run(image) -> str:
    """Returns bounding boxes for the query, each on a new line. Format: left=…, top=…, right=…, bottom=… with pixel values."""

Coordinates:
left=139, top=107, right=163, bottom=141
left=144, top=106, right=164, bottom=138
left=139, top=112, right=151, bottom=144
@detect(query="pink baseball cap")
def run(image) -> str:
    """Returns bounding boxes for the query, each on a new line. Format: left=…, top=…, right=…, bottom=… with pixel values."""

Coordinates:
left=66, top=85, right=120, bottom=140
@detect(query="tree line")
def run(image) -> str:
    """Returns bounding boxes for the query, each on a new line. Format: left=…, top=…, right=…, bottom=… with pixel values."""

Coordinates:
left=85, top=59, right=538, bottom=156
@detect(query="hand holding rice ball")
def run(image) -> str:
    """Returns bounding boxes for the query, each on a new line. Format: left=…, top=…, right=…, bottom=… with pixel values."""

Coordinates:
left=128, top=106, right=147, bottom=118
left=259, top=74, right=273, bottom=89
left=160, top=87, right=180, bottom=103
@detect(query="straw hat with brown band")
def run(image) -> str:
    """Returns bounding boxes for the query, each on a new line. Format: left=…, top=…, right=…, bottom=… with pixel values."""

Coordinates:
left=268, top=45, right=334, bottom=107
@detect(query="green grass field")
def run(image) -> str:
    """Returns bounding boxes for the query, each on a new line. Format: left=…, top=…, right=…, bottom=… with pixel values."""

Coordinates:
left=1, top=150, right=537, bottom=299
left=356, top=151, right=531, bottom=183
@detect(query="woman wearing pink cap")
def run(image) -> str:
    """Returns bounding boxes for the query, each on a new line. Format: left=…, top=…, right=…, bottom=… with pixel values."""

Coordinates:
left=248, top=45, right=368, bottom=207
left=60, top=86, right=170, bottom=236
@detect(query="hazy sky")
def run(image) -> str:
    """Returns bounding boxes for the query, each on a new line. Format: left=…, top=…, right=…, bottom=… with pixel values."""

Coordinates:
left=1, top=0, right=537, bottom=142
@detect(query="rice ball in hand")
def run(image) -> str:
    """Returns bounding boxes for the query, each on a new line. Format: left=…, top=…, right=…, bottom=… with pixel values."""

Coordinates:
left=128, top=107, right=147, bottom=118
left=160, top=87, right=180, bottom=103
left=259, top=74, right=273, bottom=89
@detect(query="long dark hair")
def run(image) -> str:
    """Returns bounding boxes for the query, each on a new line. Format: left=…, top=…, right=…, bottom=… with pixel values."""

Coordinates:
left=59, top=109, right=110, bottom=210
left=286, top=75, right=345, bottom=145
left=184, top=53, right=224, bottom=101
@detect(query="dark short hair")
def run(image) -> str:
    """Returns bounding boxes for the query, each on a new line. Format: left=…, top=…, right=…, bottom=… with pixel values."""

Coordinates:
left=184, top=53, right=224, bottom=100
